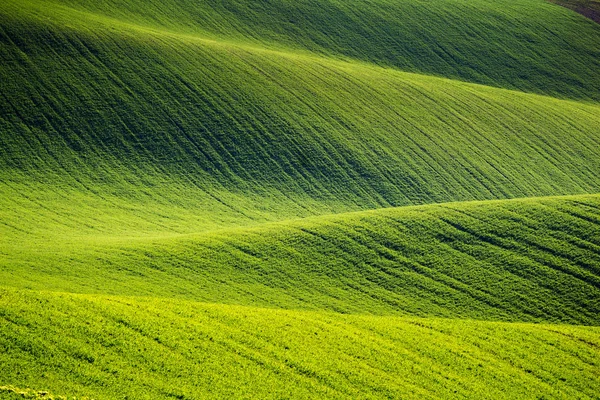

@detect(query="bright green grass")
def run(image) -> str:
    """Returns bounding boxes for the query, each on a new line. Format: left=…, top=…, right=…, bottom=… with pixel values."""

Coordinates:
left=7, top=0, right=600, bottom=101
left=2, top=194, right=599, bottom=324
left=2, top=0, right=600, bottom=236
left=1, top=288, right=599, bottom=399
left=2, top=0, right=600, bottom=397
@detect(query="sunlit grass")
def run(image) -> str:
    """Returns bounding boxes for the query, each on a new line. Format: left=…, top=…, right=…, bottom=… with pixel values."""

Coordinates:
left=1, top=288, right=599, bottom=399
left=2, top=194, right=599, bottom=325
left=1, top=0, right=600, bottom=397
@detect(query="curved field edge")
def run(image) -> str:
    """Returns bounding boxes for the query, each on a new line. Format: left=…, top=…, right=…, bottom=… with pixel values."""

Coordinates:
left=2, top=6, right=600, bottom=237
left=5, top=0, right=600, bottom=102
left=2, top=194, right=599, bottom=324
left=0, top=289, right=598, bottom=400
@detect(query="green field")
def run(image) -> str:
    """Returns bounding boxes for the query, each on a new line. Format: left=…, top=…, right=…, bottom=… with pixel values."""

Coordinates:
left=1, top=289, right=599, bottom=399
left=1, top=0, right=600, bottom=398
left=3, top=195, right=600, bottom=325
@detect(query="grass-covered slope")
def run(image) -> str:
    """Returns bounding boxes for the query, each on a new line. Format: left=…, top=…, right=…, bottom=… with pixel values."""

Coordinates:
left=3, top=195, right=599, bottom=325
left=2, top=0, right=600, bottom=236
left=2, top=0, right=600, bottom=397
left=9, top=0, right=600, bottom=101
left=1, top=289, right=599, bottom=400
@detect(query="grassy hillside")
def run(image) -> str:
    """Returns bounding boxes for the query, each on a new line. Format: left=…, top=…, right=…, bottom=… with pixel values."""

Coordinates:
left=2, top=0, right=600, bottom=237
left=2, top=0, right=600, bottom=397
left=1, top=289, right=599, bottom=400
left=2, top=195, right=599, bottom=325
left=7, top=0, right=600, bottom=101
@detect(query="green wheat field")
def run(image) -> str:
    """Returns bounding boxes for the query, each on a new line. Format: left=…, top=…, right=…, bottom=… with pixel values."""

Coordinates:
left=1, top=0, right=599, bottom=398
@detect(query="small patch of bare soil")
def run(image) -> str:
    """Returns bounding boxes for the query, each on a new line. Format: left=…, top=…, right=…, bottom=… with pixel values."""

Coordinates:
left=548, top=0, right=600, bottom=24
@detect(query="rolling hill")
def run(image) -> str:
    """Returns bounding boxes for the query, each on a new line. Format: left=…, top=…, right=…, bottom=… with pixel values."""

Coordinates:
left=2, top=195, right=600, bottom=325
left=1, top=0, right=599, bottom=398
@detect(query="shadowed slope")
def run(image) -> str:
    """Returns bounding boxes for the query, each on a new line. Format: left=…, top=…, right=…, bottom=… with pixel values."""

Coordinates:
left=2, top=3, right=600, bottom=236
left=8, top=0, right=600, bottom=101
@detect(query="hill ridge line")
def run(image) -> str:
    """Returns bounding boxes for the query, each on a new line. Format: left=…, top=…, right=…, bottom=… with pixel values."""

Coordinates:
left=63, top=192, right=600, bottom=242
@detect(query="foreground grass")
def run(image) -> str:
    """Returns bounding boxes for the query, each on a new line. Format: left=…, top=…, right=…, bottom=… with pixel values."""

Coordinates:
left=1, top=288, right=598, bottom=400
left=2, top=194, right=599, bottom=324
